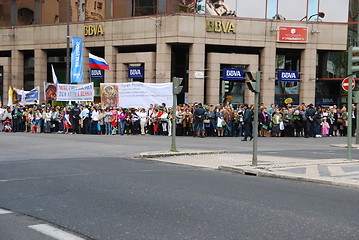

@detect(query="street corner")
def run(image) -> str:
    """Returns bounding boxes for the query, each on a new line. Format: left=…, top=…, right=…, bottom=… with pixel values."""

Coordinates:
left=218, top=162, right=359, bottom=189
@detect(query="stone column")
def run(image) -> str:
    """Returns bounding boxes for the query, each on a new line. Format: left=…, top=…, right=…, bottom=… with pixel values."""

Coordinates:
left=155, top=41, right=171, bottom=83
left=260, top=43, right=276, bottom=106
left=11, top=50, right=23, bottom=89
left=0, top=57, right=11, bottom=106
left=300, top=48, right=317, bottom=105
left=83, top=48, right=90, bottom=83
left=188, top=43, right=205, bottom=104
left=104, top=46, right=117, bottom=83
left=34, top=49, right=47, bottom=103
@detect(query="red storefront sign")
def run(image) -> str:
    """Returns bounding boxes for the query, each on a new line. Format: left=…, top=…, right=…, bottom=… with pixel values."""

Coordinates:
left=278, top=27, right=308, bottom=43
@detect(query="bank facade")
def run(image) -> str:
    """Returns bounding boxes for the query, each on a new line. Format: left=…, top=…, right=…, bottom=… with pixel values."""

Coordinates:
left=0, top=1, right=351, bottom=106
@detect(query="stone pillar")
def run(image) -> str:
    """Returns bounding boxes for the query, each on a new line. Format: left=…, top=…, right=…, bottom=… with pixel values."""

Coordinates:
left=155, top=41, right=171, bottom=83
left=188, top=43, right=205, bottom=104
left=116, top=53, right=126, bottom=83
left=34, top=49, right=47, bottom=103
left=11, top=50, right=23, bottom=89
left=300, top=48, right=317, bottom=105
left=260, top=43, right=276, bottom=106
left=104, top=46, right=117, bottom=83
left=0, top=57, right=11, bottom=106
left=83, top=48, right=90, bottom=83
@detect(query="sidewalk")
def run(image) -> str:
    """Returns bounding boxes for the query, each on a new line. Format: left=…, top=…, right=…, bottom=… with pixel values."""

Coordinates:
left=138, top=149, right=359, bottom=189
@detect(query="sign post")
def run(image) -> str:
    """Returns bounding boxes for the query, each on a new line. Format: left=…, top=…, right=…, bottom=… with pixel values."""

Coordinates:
left=346, top=46, right=359, bottom=161
left=171, top=77, right=183, bottom=152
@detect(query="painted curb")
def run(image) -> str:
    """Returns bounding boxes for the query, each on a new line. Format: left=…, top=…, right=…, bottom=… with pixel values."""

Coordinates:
left=137, top=150, right=227, bottom=158
left=218, top=166, right=359, bottom=189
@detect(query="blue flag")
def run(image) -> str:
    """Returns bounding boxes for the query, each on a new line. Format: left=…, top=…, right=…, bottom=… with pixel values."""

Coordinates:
left=71, top=37, right=83, bottom=83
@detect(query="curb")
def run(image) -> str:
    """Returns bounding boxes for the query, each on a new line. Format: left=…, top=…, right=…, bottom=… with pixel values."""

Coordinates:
left=137, top=150, right=227, bottom=158
left=331, top=144, right=359, bottom=149
left=218, top=166, right=359, bottom=189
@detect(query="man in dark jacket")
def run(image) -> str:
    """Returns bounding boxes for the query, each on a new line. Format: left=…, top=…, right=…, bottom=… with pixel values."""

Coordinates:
left=193, top=103, right=206, bottom=138
left=241, top=104, right=253, bottom=141
left=305, top=103, right=317, bottom=138
left=70, top=103, right=81, bottom=134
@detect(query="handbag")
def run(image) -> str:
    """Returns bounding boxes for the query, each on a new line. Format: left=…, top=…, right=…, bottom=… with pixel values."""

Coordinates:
left=203, top=119, right=210, bottom=124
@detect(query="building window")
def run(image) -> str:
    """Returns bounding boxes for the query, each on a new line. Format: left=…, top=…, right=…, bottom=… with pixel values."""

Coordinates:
left=17, top=0, right=35, bottom=26
left=275, top=51, right=301, bottom=106
left=0, top=0, right=11, bottom=27
left=133, top=0, right=157, bottom=16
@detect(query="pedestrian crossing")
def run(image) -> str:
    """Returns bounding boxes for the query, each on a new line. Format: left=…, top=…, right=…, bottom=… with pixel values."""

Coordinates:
left=0, top=208, right=87, bottom=240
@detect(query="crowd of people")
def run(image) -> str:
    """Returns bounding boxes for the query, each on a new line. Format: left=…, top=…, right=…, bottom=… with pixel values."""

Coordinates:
left=0, top=101, right=357, bottom=139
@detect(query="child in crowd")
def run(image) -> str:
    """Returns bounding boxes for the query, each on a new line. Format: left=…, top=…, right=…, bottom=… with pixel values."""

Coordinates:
left=321, top=118, right=330, bottom=136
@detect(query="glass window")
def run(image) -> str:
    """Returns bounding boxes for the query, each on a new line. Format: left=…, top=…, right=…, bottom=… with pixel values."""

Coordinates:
left=196, top=0, right=205, bottom=14
left=205, top=0, right=236, bottom=16
left=237, top=0, right=266, bottom=19
left=17, top=0, right=35, bottom=26
left=275, top=51, right=301, bottom=106
left=307, top=0, right=319, bottom=21
left=133, top=0, right=157, bottom=16
left=277, top=0, right=306, bottom=21
left=319, top=0, right=349, bottom=22
left=266, top=0, right=277, bottom=19
left=0, top=0, right=11, bottom=27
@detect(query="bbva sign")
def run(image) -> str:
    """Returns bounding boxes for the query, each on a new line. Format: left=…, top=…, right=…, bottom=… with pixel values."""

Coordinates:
left=206, top=20, right=236, bottom=34
left=84, top=24, right=104, bottom=36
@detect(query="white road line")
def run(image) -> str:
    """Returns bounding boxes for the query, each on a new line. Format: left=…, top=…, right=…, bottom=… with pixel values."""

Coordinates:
left=28, top=224, right=86, bottom=240
left=327, top=165, right=345, bottom=177
left=0, top=209, right=12, bottom=214
left=305, top=165, right=320, bottom=176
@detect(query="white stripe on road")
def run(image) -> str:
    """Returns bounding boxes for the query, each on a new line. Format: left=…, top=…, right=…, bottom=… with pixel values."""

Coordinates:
left=28, top=224, right=86, bottom=240
left=0, top=209, right=12, bottom=214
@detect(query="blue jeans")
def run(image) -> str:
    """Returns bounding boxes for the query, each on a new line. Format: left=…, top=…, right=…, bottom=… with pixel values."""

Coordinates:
left=119, top=121, right=126, bottom=135
left=105, top=122, right=111, bottom=135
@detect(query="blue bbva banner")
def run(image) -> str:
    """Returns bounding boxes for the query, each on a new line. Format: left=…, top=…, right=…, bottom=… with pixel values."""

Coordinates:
left=278, top=70, right=299, bottom=82
left=71, top=37, right=83, bottom=83
left=90, top=69, right=104, bottom=79
left=128, top=67, right=144, bottom=79
left=223, top=68, right=244, bottom=80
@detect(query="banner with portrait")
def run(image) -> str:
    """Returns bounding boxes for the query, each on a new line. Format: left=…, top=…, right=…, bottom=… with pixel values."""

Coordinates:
left=100, top=83, right=119, bottom=108
left=44, top=82, right=94, bottom=102
left=100, top=82, right=173, bottom=108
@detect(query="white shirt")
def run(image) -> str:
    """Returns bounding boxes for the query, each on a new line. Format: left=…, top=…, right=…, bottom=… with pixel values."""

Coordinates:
left=91, top=110, right=99, bottom=121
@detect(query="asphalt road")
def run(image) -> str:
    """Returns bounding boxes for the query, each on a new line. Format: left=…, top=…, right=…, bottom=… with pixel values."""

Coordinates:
left=0, top=133, right=358, bottom=239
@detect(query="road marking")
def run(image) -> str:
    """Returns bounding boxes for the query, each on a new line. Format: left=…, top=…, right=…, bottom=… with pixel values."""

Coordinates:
left=327, top=165, right=345, bottom=177
left=28, top=224, right=86, bottom=240
left=0, top=209, right=12, bottom=214
left=305, top=165, right=320, bottom=176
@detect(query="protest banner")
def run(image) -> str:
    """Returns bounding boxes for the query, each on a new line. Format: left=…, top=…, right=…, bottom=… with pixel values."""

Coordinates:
left=100, top=83, right=119, bottom=108
left=44, top=82, right=94, bottom=102
left=100, top=82, right=173, bottom=108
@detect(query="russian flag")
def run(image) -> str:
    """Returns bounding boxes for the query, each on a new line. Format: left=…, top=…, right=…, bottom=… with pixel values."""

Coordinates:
left=89, top=53, right=109, bottom=70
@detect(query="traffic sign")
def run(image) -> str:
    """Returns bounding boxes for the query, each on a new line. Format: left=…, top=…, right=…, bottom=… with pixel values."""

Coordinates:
left=342, top=78, right=355, bottom=91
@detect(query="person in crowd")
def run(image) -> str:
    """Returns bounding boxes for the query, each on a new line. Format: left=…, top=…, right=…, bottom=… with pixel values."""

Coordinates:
left=241, top=104, right=253, bottom=141
left=305, top=103, right=317, bottom=138
left=271, top=111, right=282, bottom=137
left=11, top=104, right=23, bottom=132
left=193, top=103, right=206, bottom=138
left=43, top=108, right=52, bottom=133
left=216, top=108, right=225, bottom=137
left=80, top=105, right=91, bottom=134
left=258, top=106, right=269, bottom=137
left=138, top=108, right=148, bottom=135
left=90, top=106, right=100, bottom=134
left=70, top=103, right=81, bottom=134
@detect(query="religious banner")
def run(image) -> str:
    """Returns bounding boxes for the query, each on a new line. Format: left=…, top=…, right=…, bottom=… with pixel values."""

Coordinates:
left=100, top=82, right=173, bottom=108
left=100, top=83, right=119, bottom=108
left=44, top=82, right=94, bottom=102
